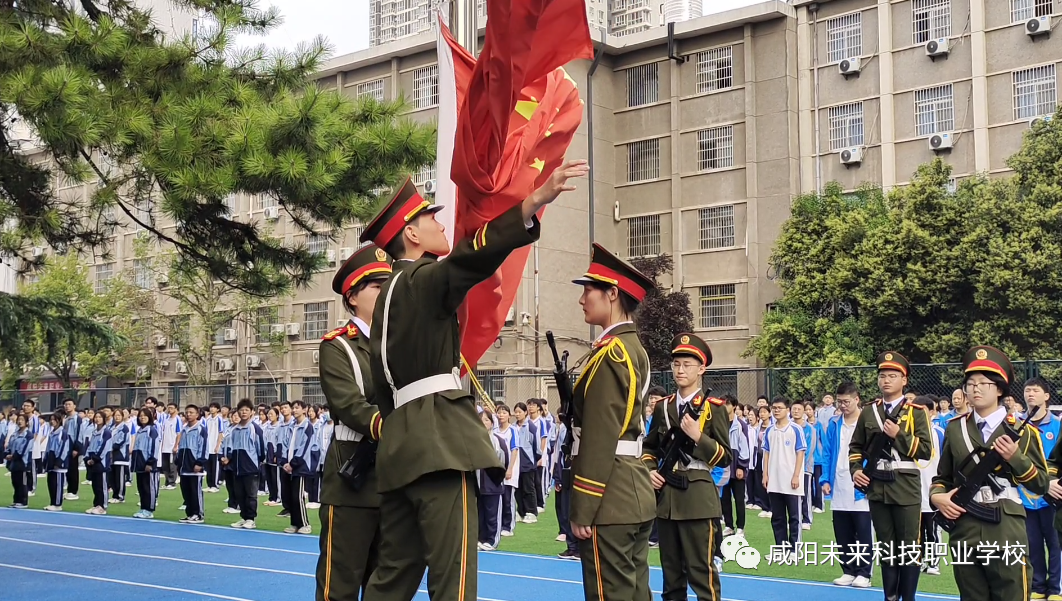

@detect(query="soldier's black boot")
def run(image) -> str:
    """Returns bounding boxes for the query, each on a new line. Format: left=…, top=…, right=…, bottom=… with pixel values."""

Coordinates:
left=881, top=565, right=901, bottom=601
left=899, top=564, right=921, bottom=601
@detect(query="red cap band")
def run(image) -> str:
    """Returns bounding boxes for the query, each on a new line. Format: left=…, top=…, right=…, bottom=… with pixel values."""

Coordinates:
left=585, top=264, right=647, bottom=302
left=342, top=263, right=392, bottom=294
left=373, top=191, right=430, bottom=248
left=672, top=344, right=707, bottom=364
left=967, top=359, right=1008, bottom=383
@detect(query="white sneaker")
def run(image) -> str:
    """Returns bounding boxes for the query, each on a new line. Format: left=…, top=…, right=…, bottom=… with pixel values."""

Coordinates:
left=537, top=506, right=546, bottom=513
left=555, top=534, right=566, bottom=542
left=297, top=526, right=312, bottom=534
left=925, top=566, right=940, bottom=576
left=813, top=507, right=824, bottom=513
left=745, top=503, right=758, bottom=509
left=264, top=500, right=282, bottom=507
left=164, top=485, right=177, bottom=490
left=523, top=515, right=538, bottom=524
left=481, top=543, right=495, bottom=551
left=306, top=502, right=321, bottom=510
left=82, top=480, right=91, bottom=485
left=178, top=505, right=186, bottom=510
left=257, top=491, right=267, bottom=496
left=477, top=542, right=487, bottom=550
left=64, top=493, right=78, bottom=501
left=44, top=505, right=63, bottom=512
left=284, top=526, right=297, bottom=534
left=758, top=511, right=772, bottom=518
left=713, top=557, right=724, bottom=573
left=223, top=507, right=240, bottom=514
left=231, top=520, right=247, bottom=528
left=833, top=574, right=856, bottom=586
left=500, top=530, right=514, bottom=537
left=801, top=523, right=811, bottom=531
left=736, top=528, right=744, bottom=537
left=241, top=520, right=256, bottom=529
left=852, top=576, right=871, bottom=588
left=722, top=527, right=734, bottom=537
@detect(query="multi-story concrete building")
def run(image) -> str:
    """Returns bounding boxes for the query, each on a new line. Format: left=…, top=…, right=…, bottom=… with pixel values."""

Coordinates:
left=14, top=0, right=1062, bottom=406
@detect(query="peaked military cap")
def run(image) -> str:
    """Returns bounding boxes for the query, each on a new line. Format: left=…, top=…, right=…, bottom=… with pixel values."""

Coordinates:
left=358, top=176, right=444, bottom=249
left=331, top=244, right=393, bottom=296
left=877, top=351, right=910, bottom=377
left=962, top=345, right=1015, bottom=385
left=671, top=333, right=712, bottom=366
left=571, top=243, right=656, bottom=302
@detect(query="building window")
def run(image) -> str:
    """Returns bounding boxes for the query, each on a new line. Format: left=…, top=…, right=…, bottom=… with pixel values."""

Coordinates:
left=627, top=215, right=661, bottom=258
left=133, top=200, right=152, bottom=230
left=254, top=379, right=279, bottom=405
left=826, top=12, right=862, bottom=63
left=303, top=302, right=329, bottom=339
left=696, top=126, right=734, bottom=171
left=413, top=65, right=439, bottom=109
left=302, top=377, right=325, bottom=405
left=1011, top=0, right=1053, bottom=22
left=256, top=306, right=279, bottom=344
left=351, top=224, right=368, bottom=247
left=625, top=63, right=659, bottom=107
left=413, top=163, right=436, bottom=185
left=698, top=205, right=735, bottom=250
left=914, top=85, right=955, bottom=136
left=214, top=314, right=234, bottom=347
left=94, top=263, right=114, bottom=294
left=222, top=194, right=236, bottom=217
left=308, top=234, right=329, bottom=255
left=626, top=138, right=660, bottom=183
left=356, top=79, right=385, bottom=101
left=209, top=385, right=227, bottom=407
left=696, top=46, right=733, bottom=93
left=258, top=195, right=277, bottom=209
left=169, top=316, right=188, bottom=350
left=133, top=259, right=153, bottom=289
left=828, top=102, right=865, bottom=151
left=1013, top=64, right=1057, bottom=120
left=699, top=284, right=737, bottom=329
left=912, top=0, right=951, bottom=44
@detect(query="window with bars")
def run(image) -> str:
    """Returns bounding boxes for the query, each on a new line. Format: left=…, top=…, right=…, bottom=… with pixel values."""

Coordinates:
left=696, top=47, right=733, bottom=93
left=696, top=126, right=734, bottom=171
left=626, top=139, right=660, bottom=183
left=1011, top=0, right=1053, bottom=22
left=351, top=225, right=368, bottom=247
left=826, top=13, right=862, bottom=63
left=912, top=0, right=951, bottom=44
left=301, top=377, right=325, bottom=405
left=133, top=259, right=153, bottom=289
left=698, top=205, right=735, bottom=250
left=258, top=196, right=277, bottom=209
left=699, top=284, right=737, bottom=329
left=1013, top=65, right=1057, bottom=119
left=94, top=263, right=114, bottom=294
left=214, top=314, right=234, bottom=347
left=914, top=85, right=955, bottom=136
left=254, top=379, right=279, bottom=405
left=303, top=302, right=329, bottom=339
left=256, top=306, right=280, bottom=344
left=625, top=63, right=659, bottom=107
left=357, top=79, right=385, bottom=101
left=169, top=316, right=188, bottom=350
left=308, top=234, right=329, bottom=255
left=222, top=194, right=237, bottom=217
left=627, top=215, right=661, bottom=258
left=134, top=200, right=152, bottom=230
left=413, top=163, right=437, bottom=185
left=828, top=102, right=865, bottom=151
left=413, top=65, right=439, bottom=109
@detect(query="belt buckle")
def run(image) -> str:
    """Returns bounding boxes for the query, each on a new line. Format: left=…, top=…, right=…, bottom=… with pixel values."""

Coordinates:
left=876, top=459, right=892, bottom=471
left=978, top=486, right=997, bottom=504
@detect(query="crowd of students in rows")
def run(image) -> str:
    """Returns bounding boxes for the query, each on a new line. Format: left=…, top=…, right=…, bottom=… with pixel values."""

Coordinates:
left=1, top=396, right=338, bottom=534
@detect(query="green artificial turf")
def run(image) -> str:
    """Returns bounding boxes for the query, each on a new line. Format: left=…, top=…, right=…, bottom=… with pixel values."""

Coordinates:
left=0, top=469, right=963, bottom=595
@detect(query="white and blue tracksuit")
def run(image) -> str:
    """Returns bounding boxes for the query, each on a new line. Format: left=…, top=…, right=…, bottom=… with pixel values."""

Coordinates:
left=85, top=426, right=113, bottom=509
left=44, top=427, right=72, bottom=507
left=176, top=420, right=209, bottom=519
left=283, top=418, right=319, bottom=529
left=222, top=421, right=265, bottom=521
left=132, top=424, right=160, bottom=512
left=1021, top=411, right=1062, bottom=597
left=6, top=428, right=33, bottom=506
left=109, top=421, right=131, bottom=501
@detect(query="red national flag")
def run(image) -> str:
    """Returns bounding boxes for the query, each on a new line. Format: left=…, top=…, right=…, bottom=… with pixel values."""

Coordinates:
left=438, top=0, right=593, bottom=373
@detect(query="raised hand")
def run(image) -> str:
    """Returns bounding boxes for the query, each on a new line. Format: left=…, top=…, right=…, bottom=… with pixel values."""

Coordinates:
left=523, top=159, right=590, bottom=222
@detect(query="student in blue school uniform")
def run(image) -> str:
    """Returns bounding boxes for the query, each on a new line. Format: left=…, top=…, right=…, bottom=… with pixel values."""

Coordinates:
left=304, top=405, right=322, bottom=509
left=109, top=407, right=131, bottom=503
left=176, top=405, right=209, bottom=524
left=43, top=412, right=72, bottom=511
left=83, top=412, right=112, bottom=514
left=131, top=407, right=160, bottom=519
left=205, top=402, right=225, bottom=493
left=790, top=401, right=816, bottom=530
left=478, top=408, right=508, bottom=551
left=5, top=414, right=33, bottom=508
left=282, top=400, right=319, bottom=534
left=1021, top=377, right=1062, bottom=601
left=262, top=408, right=282, bottom=507
left=222, top=412, right=241, bottom=516
left=221, top=399, right=265, bottom=530
left=60, top=399, right=83, bottom=501
left=494, top=404, right=520, bottom=538
left=275, top=401, right=294, bottom=519
left=23, top=401, right=40, bottom=495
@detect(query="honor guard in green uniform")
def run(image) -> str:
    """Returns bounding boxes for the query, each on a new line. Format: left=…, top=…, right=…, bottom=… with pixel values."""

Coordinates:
left=849, top=351, right=932, bottom=601
left=315, top=244, right=392, bottom=601
left=642, top=333, right=732, bottom=601
left=568, top=243, right=657, bottom=601
left=360, top=160, right=588, bottom=601
left=932, top=346, right=1048, bottom=601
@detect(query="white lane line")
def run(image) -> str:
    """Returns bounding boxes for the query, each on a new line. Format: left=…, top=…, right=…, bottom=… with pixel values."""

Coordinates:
left=0, top=536, right=313, bottom=578
left=0, top=563, right=260, bottom=601
left=0, top=519, right=318, bottom=556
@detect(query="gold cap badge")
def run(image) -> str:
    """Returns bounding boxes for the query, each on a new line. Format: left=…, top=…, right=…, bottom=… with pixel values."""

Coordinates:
left=976, top=348, right=988, bottom=360
left=681, top=335, right=690, bottom=344
left=375, top=248, right=387, bottom=262
left=884, top=353, right=893, bottom=361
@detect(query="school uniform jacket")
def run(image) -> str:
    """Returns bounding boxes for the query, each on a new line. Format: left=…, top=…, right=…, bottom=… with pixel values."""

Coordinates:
left=5, top=430, right=33, bottom=471
left=319, top=319, right=382, bottom=508
left=85, top=427, right=112, bottom=473
left=110, top=422, right=131, bottom=465
left=1021, top=411, right=1060, bottom=511
left=44, top=428, right=72, bottom=472
left=131, top=425, right=160, bottom=473
left=285, top=419, right=320, bottom=477
left=369, top=205, right=539, bottom=493
left=569, top=322, right=657, bottom=527
left=63, top=414, right=84, bottom=454
left=819, top=415, right=867, bottom=504
left=175, top=421, right=209, bottom=476
left=222, top=422, right=265, bottom=477
left=642, top=390, right=733, bottom=521
left=848, top=399, right=933, bottom=506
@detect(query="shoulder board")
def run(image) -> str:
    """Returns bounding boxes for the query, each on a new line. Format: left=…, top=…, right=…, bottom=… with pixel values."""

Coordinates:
left=947, top=413, right=968, bottom=423
left=344, top=323, right=359, bottom=339
left=707, top=397, right=726, bottom=406
left=1006, top=415, right=1018, bottom=425
left=666, top=394, right=676, bottom=403
left=593, top=336, right=615, bottom=349
left=690, top=395, right=704, bottom=407
left=322, top=326, right=346, bottom=341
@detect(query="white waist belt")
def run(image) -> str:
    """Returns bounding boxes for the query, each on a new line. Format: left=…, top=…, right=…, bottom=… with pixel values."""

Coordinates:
left=334, top=423, right=361, bottom=442
left=572, top=436, right=642, bottom=457
left=686, top=460, right=710, bottom=471
left=973, top=480, right=1021, bottom=505
left=877, top=459, right=918, bottom=471
left=394, top=370, right=463, bottom=408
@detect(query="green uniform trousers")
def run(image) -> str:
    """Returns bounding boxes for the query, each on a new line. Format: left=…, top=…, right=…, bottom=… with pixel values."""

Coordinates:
left=950, top=514, right=1031, bottom=601
left=577, top=520, right=653, bottom=601
left=316, top=505, right=380, bottom=601
left=657, top=517, right=721, bottom=601
left=869, top=501, right=922, bottom=563
left=362, top=470, right=478, bottom=601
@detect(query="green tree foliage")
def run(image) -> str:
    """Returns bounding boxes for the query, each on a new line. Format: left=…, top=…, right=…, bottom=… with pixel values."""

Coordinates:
left=630, top=254, right=694, bottom=371
left=748, top=107, right=1062, bottom=375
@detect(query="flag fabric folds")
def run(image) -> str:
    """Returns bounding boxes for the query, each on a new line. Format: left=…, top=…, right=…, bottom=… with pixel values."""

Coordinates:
left=435, top=0, right=593, bottom=373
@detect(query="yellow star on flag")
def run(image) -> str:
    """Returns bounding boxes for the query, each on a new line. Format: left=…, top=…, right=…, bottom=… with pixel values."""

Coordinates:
left=561, top=68, right=577, bottom=87
left=530, top=158, right=545, bottom=173
left=515, top=100, right=539, bottom=121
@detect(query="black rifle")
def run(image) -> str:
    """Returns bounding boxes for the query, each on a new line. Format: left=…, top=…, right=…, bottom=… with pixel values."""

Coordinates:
left=547, top=332, right=574, bottom=487
left=656, top=389, right=712, bottom=490
left=854, top=399, right=909, bottom=494
left=935, top=412, right=1036, bottom=533
left=338, top=440, right=376, bottom=492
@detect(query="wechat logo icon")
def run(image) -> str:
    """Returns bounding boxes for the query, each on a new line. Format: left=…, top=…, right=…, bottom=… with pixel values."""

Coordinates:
left=721, top=534, right=761, bottom=569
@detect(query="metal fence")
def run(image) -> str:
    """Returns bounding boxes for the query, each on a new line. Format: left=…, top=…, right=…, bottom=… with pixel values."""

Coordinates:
left=5, top=359, right=1062, bottom=413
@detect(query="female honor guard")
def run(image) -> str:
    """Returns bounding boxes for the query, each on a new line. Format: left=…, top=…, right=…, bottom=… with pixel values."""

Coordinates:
left=568, top=243, right=657, bottom=601
left=933, top=346, right=1048, bottom=601
left=315, top=244, right=392, bottom=601
left=643, top=334, right=732, bottom=601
